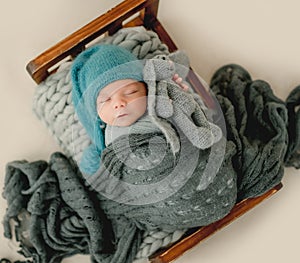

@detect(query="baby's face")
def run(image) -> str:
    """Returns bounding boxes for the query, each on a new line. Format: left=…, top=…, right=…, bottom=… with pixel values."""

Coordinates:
left=97, top=79, right=147, bottom=127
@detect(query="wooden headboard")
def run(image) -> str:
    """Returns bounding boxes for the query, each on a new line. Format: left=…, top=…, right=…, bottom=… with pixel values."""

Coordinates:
left=26, top=0, right=177, bottom=84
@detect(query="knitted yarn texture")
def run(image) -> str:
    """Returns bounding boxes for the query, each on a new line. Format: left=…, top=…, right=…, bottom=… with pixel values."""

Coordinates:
left=104, top=115, right=161, bottom=146
left=2, top=153, right=141, bottom=263
left=210, top=64, right=300, bottom=200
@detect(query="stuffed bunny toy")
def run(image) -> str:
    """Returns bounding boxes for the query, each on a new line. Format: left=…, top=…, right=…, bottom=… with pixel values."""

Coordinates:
left=143, top=50, right=222, bottom=152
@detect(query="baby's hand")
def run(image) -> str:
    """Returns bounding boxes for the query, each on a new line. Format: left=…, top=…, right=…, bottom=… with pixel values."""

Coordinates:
left=172, top=74, right=189, bottom=91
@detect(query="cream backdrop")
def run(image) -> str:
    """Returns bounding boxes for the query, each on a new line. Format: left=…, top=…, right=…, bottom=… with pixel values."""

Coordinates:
left=1, top=0, right=300, bottom=262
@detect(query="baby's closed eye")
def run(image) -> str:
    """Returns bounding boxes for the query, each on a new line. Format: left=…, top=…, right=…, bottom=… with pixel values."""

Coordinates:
left=98, top=97, right=111, bottom=103
left=124, top=89, right=138, bottom=95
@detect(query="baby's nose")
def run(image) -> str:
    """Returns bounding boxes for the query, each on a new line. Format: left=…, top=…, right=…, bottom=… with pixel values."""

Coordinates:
left=113, top=98, right=126, bottom=109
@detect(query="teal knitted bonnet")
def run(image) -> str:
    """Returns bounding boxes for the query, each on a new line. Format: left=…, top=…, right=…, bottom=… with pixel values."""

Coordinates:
left=71, top=44, right=144, bottom=175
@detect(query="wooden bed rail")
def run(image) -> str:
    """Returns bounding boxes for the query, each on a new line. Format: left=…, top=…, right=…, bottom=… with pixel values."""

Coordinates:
left=26, top=0, right=178, bottom=84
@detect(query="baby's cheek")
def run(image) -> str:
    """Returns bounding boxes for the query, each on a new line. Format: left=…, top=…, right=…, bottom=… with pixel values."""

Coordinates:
left=97, top=106, right=103, bottom=118
left=136, top=98, right=147, bottom=113
left=98, top=106, right=110, bottom=124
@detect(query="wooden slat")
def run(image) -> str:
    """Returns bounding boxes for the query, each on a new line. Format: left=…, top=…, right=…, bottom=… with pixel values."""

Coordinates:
left=143, top=0, right=159, bottom=28
left=149, top=183, right=283, bottom=263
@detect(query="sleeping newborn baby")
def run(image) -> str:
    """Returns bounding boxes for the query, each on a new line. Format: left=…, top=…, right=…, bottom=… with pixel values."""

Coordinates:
left=71, top=43, right=236, bottom=230
left=71, top=44, right=222, bottom=175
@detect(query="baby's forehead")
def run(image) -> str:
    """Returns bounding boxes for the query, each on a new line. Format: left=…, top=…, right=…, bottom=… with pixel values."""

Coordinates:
left=98, top=79, right=142, bottom=97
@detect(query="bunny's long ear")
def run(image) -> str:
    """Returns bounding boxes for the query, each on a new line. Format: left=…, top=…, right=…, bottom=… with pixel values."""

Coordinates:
left=143, top=59, right=157, bottom=118
left=144, top=58, right=174, bottom=117
left=168, top=50, right=190, bottom=80
left=143, top=59, right=156, bottom=83
left=143, top=59, right=180, bottom=154
left=169, top=50, right=190, bottom=66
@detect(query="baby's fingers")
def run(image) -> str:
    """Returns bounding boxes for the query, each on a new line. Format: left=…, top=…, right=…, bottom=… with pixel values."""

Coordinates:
left=172, top=74, right=189, bottom=91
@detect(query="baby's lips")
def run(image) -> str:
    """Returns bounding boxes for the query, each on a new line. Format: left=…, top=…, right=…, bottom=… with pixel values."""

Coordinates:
left=116, top=112, right=128, bottom=118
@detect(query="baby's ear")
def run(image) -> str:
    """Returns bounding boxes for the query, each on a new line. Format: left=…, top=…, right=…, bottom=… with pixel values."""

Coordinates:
left=168, top=50, right=190, bottom=79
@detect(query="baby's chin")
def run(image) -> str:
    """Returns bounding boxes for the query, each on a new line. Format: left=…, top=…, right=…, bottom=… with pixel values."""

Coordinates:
left=111, top=116, right=138, bottom=127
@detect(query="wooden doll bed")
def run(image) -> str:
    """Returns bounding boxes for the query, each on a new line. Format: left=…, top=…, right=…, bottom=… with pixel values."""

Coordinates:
left=26, top=0, right=282, bottom=262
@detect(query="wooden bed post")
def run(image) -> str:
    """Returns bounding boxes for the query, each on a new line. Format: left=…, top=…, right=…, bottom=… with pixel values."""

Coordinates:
left=144, top=0, right=159, bottom=28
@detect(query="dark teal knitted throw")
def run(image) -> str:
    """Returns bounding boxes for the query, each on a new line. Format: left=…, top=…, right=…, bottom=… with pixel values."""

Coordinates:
left=210, top=64, right=300, bottom=200
left=2, top=64, right=300, bottom=263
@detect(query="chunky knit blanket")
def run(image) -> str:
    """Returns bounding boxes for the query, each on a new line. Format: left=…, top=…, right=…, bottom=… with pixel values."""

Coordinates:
left=2, top=63, right=300, bottom=263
